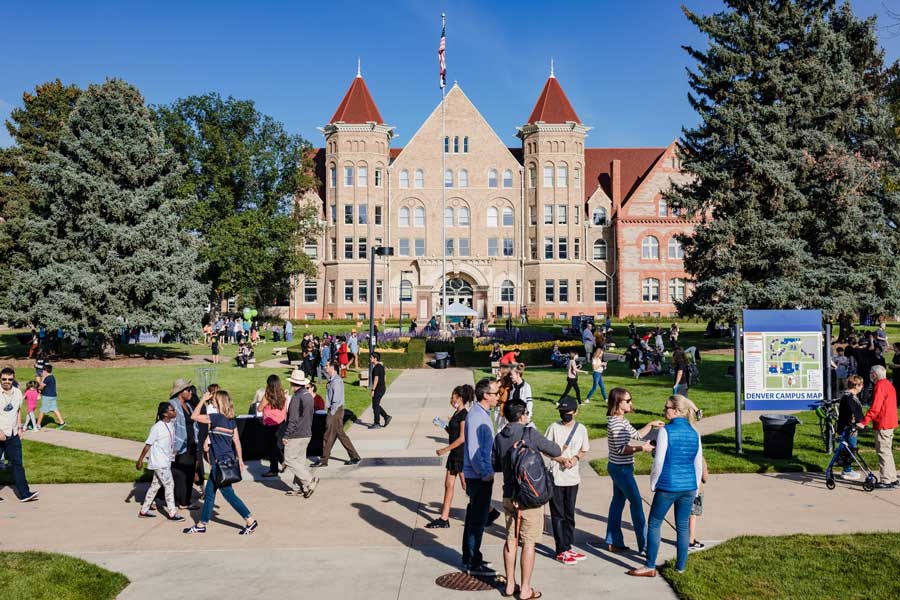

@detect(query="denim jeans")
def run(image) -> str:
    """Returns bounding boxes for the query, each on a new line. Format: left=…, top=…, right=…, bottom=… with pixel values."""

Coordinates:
left=0, top=435, right=33, bottom=499
left=843, top=433, right=858, bottom=473
left=605, top=462, right=646, bottom=552
left=200, top=465, right=251, bottom=524
left=586, top=371, right=607, bottom=401
left=461, top=478, right=494, bottom=567
left=645, top=489, right=695, bottom=571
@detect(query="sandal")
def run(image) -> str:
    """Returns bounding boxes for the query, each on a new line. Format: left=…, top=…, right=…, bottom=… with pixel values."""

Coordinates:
left=501, top=585, right=520, bottom=597
left=520, top=591, right=541, bottom=600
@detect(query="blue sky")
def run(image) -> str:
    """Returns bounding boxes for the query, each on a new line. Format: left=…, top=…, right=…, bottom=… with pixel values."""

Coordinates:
left=2, top=0, right=898, bottom=150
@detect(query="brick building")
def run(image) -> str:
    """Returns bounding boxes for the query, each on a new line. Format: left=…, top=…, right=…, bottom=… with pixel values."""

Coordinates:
left=286, top=69, right=694, bottom=321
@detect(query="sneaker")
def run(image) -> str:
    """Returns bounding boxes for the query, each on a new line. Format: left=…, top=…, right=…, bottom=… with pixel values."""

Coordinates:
left=384, top=415, right=392, bottom=428
left=368, top=423, right=382, bottom=429
left=303, top=477, right=319, bottom=498
left=19, top=491, right=39, bottom=503
left=57, top=422, right=67, bottom=429
left=875, top=481, right=898, bottom=489
left=425, top=518, right=450, bottom=529
left=841, top=471, right=861, bottom=480
left=688, top=540, right=705, bottom=551
left=183, top=525, right=206, bottom=534
left=138, top=510, right=156, bottom=518
left=239, top=520, right=258, bottom=535
left=486, top=507, right=501, bottom=527
left=285, top=489, right=303, bottom=496
left=261, top=471, right=279, bottom=477
left=556, top=552, right=578, bottom=565
left=567, top=550, right=587, bottom=562
left=166, top=513, right=186, bottom=522
left=583, top=399, right=590, bottom=404
left=347, top=457, right=361, bottom=466
left=312, top=462, right=328, bottom=468
left=466, top=562, right=496, bottom=577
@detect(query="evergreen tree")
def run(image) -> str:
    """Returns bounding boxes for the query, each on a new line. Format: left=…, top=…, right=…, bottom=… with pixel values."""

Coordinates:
left=2, top=79, right=208, bottom=355
left=154, top=94, right=321, bottom=312
left=0, top=80, right=81, bottom=313
left=668, top=0, right=900, bottom=325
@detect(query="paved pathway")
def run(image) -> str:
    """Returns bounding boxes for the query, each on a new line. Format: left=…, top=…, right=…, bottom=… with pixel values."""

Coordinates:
left=4, top=368, right=895, bottom=600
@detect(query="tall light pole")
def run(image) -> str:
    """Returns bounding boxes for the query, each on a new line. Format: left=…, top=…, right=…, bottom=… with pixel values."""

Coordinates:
left=399, top=269, right=412, bottom=334
left=370, top=245, right=394, bottom=384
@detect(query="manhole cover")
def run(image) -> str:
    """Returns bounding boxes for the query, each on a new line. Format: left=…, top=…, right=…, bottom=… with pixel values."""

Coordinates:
left=435, top=572, right=505, bottom=592
left=360, top=457, right=442, bottom=467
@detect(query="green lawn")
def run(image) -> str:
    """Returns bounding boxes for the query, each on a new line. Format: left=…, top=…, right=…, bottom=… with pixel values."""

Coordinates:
left=0, top=551, right=129, bottom=600
left=475, top=352, right=736, bottom=439
left=664, top=533, right=900, bottom=600
left=591, top=410, right=900, bottom=476
left=0, top=439, right=148, bottom=485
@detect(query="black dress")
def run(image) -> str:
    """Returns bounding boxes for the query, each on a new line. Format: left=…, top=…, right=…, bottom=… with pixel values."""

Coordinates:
left=445, top=408, right=468, bottom=474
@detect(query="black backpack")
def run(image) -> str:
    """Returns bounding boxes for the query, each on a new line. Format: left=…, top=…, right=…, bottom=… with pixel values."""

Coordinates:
left=507, top=428, right=554, bottom=509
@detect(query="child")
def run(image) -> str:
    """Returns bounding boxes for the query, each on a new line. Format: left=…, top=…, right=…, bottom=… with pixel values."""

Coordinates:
left=833, top=346, right=849, bottom=392
left=560, top=351, right=583, bottom=404
left=836, top=375, right=865, bottom=479
left=545, top=396, right=590, bottom=565
left=135, top=402, right=185, bottom=521
left=686, top=398, right=708, bottom=550
left=23, top=381, right=40, bottom=431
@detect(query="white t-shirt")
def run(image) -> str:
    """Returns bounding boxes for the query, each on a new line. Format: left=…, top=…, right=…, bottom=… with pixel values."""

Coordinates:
left=144, top=420, right=175, bottom=470
left=544, top=421, right=590, bottom=486
left=0, top=387, right=23, bottom=436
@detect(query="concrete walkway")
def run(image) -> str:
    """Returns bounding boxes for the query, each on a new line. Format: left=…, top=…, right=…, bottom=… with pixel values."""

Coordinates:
left=23, top=428, right=144, bottom=461
left=4, top=367, right=896, bottom=599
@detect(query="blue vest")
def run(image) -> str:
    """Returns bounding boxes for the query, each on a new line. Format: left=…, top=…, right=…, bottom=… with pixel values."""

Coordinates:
left=656, top=417, right=699, bottom=492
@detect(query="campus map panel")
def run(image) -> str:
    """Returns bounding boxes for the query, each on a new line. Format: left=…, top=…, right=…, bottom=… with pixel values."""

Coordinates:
left=744, top=331, right=823, bottom=403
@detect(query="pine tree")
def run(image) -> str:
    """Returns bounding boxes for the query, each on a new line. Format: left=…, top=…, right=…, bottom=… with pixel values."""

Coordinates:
left=2, top=79, right=208, bottom=355
left=668, top=0, right=900, bottom=326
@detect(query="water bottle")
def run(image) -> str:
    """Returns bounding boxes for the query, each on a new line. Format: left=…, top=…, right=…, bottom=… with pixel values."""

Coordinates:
left=433, top=416, right=447, bottom=429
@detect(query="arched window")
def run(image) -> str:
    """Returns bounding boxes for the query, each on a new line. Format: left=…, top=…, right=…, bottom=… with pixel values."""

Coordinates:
left=399, top=207, right=410, bottom=227
left=329, top=165, right=337, bottom=188
left=487, top=207, right=499, bottom=227
left=669, top=278, right=686, bottom=301
left=400, top=279, right=413, bottom=302
left=592, top=207, right=607, bottom=226
left=502, top=207, right=513, bottom=227
left=453, top=136, right=459, bottom=153
left=500, top=280, right=515, bottom=303
left=668, top=237, right=684, bottom=259
left=463, top=136, right=469, bottom=153
left=399, top=169, right=409, bottom=188
left=528, top=165, right=536, bottom=188
left=458, top=207, right=470, bottom=226
left=642, top=278, right=660, bottom=302
left=574, top=167, right=581, bottom=188
left=414, top=169, right=424, bottom=188
left=503, top=169, right=513, bottom=188
left=414, top=206, right=426, bottom=227
left=556, top=165, right=568, bottom=188
left=593, top=239, right=607, bottom=260
left=444, top=169, right=453, bottom=188
left=444, top=207, right=454, bottom=227
left=488, top=169, right=498, bottom=188
left=642, top=236, right=660, bottom=259
left=444, top=137, right=449, bottom=153
left=458, top=169, right=469, bottom=188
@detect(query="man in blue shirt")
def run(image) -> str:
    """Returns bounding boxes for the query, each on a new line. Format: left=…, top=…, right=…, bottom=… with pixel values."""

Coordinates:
left=37, top=364, right=65, bottom=429
left=461, top=378, right=500, bottom=576
left=284, top=320, right=293, bottom=342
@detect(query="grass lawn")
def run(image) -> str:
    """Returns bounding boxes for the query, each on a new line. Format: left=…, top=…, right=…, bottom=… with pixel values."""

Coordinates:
left=475, top=352, right=736, bottom=439
left=664, top=533, right=900, bottom=600
left=0, top=439, right=148, bottom=485
left=0, top=551, right=129, bottom=600
left=29, top=363, right=396, bottom=442
left=591, top=410, right=900, bottom=476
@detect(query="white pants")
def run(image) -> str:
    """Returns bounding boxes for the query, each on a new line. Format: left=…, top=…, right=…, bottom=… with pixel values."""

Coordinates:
left=282, top=437, right=313, bottom=492
left=142, top=467, right=176, bottom=516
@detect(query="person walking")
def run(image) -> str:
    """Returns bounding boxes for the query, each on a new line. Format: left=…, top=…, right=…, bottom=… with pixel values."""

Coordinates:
left=837, top=375, right=865, bottom=479
left=673, top=347, right=690, bottom=397
left=857, top=365, right=899, bottom=488
left=545, top=396, right=590, bottom=566
left=582, top=322, right=594, bottom=358
left=493, top=400, right=563, bottom=599
left=210, top=330, right=220, bottom=364
left=337, top=337, right=350, bottom=379
left=426, top=384, right=472, bottom=529
left=627, top=395, right=703, bottom=577
left=315, top=361, right=361, bottom=467
left=461, top=378, right=500, bottom=576
left=586, top=347, right=608, bottom=403
left=307, top=383, right=328, bottom=461
left=36, top=364, right=65, bottom=429
left=349, top=331, right=360, bottom=370
left=184, top=390, right=257, bottom=535
left=136, top=402, right=184, bottom=521
left=284, top=319, right=293, bottom=343
left=22, top=381, right=40, bottom=431
left=257, top=374, right=289, bottom=478
left=282, top=370, right=319, bottom=497
left=508, top=366, right=533, bottom=425
left=0, top=367, right=39, bottom=502
left=602, top=387, right=662, bottom=553
left=560, top=351, right=583, bottom=404
left=368, top=352, right=392, bottom=429
left=168, top=379, right=200, bottom=509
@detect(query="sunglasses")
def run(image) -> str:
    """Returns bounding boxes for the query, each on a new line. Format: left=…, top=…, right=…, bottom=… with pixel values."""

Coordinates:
left=0, top=377, right=14, bottom=382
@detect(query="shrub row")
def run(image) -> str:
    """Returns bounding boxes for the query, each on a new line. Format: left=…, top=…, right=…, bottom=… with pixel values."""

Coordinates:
left=359, top=337, right=426, bottom=369
left=453, top=337, right=580, bottom=367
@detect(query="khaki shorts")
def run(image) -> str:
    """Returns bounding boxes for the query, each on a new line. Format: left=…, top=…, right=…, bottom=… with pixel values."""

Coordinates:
left=503, top=498, right=543, bottom=544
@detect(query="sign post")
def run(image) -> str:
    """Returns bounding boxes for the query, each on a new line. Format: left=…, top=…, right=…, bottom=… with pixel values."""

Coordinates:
left=734, top=324, right=743, bottom=454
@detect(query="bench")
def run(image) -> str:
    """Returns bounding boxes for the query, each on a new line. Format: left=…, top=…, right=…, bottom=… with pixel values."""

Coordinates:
left=358, top=369, right=369, bottom=388
left=273, top=347, right=288, bottom=357
left=289, top=360, right=302, bottom=367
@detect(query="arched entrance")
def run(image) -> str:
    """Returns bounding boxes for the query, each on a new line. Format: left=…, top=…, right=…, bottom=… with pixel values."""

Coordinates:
left=440, top=277, right=474, bottom=308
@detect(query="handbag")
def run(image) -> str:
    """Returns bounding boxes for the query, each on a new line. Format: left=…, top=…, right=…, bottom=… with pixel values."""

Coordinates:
left=212, top=456, right=242, bottom=487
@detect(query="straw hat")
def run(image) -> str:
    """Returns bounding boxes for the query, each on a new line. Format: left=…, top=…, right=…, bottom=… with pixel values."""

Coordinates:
left=169, top=378, right=193, bottom=398
left=288, top=369, right=310, bottom=386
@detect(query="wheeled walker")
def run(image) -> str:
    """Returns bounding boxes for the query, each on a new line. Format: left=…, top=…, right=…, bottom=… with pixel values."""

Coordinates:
left=825, top=426, right=877, bottom=492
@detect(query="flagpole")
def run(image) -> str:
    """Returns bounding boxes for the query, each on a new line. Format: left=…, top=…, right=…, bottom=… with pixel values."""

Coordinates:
left=440, top=12, right=448, bottom=332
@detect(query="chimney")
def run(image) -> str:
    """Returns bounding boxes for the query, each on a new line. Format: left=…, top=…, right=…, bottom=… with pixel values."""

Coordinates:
left=610, top=159, right=622, bottom=215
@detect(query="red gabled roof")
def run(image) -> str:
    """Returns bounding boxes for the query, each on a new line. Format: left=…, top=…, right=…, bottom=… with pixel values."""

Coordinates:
left=527, top=76, right=580, bottom=124
left=329, top=76, right=384, bottom=124
left=584, top=148, right=666, bottom=202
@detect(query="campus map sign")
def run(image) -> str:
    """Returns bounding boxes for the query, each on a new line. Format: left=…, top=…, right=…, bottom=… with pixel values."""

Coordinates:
left=743, top=309, right=824, bottom=410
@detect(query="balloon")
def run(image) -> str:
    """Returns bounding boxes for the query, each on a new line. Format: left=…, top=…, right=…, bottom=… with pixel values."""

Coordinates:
left=242, top=308, right=251, bottom=319
left=251, top=309, right=258, bottom=318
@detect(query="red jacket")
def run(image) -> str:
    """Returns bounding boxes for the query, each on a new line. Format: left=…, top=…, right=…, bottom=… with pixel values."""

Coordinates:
left=860, top=379, right=898, bottom=430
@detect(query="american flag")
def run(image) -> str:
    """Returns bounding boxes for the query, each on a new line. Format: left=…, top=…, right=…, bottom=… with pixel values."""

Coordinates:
left=438, top=15, right=446, bottom=89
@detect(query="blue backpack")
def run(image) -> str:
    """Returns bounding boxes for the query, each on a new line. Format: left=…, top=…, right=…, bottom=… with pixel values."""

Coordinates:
left=507, top=428, right=554, bottom=509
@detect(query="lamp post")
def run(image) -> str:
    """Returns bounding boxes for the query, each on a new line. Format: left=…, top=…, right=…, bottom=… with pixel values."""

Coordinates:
left=369, top=246, right=394, bottom=384
left=399, top=269, right=412, bottom=334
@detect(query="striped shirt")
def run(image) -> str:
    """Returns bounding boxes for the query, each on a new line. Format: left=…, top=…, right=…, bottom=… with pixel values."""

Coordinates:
left=607, top=416, right=640, bottom=465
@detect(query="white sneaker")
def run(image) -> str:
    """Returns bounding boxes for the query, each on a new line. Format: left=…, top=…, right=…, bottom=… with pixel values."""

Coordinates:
left=583, top=399, right=590, bottom=404
left=841, top=471, right=861, bottom=480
